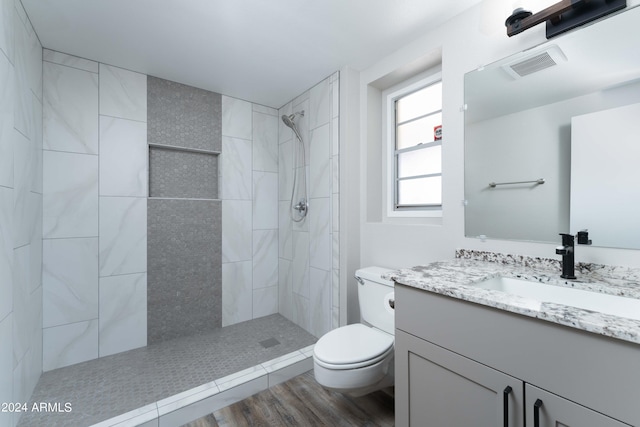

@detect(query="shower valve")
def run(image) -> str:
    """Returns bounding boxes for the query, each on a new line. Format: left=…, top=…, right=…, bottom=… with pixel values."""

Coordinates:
left=294, top=199, right=308, bottom=213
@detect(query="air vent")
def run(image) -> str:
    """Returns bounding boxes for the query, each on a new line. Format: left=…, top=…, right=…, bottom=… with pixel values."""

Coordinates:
left=502, top=45, right=567, bottom=79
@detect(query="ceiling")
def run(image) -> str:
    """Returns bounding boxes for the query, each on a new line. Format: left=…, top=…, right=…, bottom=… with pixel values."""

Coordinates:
left=22, top=0, right=482, bottom=108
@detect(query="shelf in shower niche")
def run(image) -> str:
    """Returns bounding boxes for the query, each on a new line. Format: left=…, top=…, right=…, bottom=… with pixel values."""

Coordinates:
left=148, top=143, right=221, bottom=155
left=148, top=197, right=221, bottom=202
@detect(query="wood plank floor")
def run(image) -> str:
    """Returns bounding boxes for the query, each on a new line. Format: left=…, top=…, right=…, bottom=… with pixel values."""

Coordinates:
left=183, top=371, right=395, bottom=427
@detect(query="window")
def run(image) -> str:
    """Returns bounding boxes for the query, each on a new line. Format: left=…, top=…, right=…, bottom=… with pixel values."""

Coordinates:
left=389, top=78, right=442, bottom=214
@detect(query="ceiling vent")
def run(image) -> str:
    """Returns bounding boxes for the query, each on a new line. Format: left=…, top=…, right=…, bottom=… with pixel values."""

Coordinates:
left=502, top=45, right=567, bottom=79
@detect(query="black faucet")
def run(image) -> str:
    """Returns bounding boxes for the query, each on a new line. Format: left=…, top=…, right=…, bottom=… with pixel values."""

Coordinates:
left=556, top=231, right=592, bottom=279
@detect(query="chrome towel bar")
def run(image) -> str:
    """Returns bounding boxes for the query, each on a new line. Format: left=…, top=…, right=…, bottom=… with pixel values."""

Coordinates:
left=488, top=178, right=545, bottom=188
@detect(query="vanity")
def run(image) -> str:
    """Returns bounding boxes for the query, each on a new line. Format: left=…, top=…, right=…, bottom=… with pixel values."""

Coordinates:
left=385, top=251, right=640, bottom=427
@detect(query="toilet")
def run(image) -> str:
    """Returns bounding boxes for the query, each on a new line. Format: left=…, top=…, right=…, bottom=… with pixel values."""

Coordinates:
left=313, top=266, right=395, bottom=396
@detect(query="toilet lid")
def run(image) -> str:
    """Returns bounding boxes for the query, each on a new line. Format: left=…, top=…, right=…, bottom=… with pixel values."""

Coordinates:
left=313, top=324, right=394, bottom=366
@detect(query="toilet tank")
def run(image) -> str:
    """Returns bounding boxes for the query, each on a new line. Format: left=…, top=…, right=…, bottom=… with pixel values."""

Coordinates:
left=355, top=267, right=395, bottom=335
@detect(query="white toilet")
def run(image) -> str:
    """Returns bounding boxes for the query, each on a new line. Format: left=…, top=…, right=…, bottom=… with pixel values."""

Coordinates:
left=313, top=266, right=395, bottom=396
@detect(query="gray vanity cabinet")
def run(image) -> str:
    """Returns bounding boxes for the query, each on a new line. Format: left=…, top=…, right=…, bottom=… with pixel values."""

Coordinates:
left=395, top=329, right=524, bottom=427
left=395, top=284, right=637, bottom=427
left=525, top=385, right=628, bottom=427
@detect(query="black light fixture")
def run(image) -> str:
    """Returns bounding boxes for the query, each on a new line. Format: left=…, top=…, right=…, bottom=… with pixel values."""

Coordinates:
left=505, top=0, right=626, bottom=39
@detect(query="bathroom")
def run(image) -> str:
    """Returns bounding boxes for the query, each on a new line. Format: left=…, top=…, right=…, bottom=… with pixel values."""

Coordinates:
left=2, top=0, right=640, bottom=426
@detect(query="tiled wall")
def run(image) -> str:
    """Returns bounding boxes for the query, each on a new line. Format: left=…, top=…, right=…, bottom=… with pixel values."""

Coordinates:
left=220, top=99, right=280, bottom=325
left=278, top=73, right=340, bottom=338
left=41, top=50, right=148, bottom=370
left=0, top=1, right=44, bottom=426
left=147, top=76, right=222, bottom=344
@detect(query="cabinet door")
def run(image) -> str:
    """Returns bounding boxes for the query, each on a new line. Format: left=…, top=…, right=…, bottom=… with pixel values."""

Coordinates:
left=525, top=384, right=631, bottom=427
left=396, top=329, right=524, bottom=427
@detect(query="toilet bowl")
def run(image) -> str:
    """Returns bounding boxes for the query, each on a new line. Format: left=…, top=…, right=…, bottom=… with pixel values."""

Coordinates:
left=313, top=266, right=394, bottom=396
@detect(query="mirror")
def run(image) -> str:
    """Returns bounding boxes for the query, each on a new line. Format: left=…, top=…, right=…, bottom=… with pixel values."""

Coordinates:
left=464, top=6, right=640, bottom=249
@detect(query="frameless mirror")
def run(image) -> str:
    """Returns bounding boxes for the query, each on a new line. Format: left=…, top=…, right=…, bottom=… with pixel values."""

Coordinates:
left=464, top=6, right=640, bottom=249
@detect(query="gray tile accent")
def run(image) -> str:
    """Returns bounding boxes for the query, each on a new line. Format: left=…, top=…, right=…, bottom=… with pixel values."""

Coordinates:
left=149, top=147, right=218, bottom=199
left=17, top=315, right=317, bottom=427
left=147, top=76, right=221, bottom=151
left=147, top=199, right=222, bottom=344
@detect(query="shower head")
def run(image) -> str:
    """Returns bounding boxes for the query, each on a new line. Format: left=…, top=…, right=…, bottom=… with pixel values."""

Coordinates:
left=282, top=114, right=296, bottom=128
left=281, top=111, right=305, bottom=142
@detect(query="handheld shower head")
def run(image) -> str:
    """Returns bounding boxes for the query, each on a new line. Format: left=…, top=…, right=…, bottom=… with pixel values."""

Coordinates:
left=281, top=111, right=305, bottom=142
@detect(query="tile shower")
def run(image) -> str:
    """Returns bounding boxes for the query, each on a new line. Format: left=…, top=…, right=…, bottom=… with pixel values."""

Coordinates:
left=1, top=2, right=340, bottom=422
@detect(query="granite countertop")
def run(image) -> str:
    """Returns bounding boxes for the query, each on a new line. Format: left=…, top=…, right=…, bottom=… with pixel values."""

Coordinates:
left=383, top=250, right=640, bottom=345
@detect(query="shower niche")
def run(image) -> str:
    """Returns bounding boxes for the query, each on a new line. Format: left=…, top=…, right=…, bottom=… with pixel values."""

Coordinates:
left=147, top=76, right=223, bottom=344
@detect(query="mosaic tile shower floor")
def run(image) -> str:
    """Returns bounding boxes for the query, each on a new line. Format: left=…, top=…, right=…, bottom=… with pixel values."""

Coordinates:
left=17, top=315, right=317, bottom=427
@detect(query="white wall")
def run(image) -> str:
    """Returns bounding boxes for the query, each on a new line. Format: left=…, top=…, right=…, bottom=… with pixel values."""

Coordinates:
left=0, top=1, right=43, bottom=425
left=346, top=2, right=640, bottom=321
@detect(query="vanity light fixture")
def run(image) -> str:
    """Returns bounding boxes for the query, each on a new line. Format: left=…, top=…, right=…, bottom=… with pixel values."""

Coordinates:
left=505, top=0, right=626, bottom=39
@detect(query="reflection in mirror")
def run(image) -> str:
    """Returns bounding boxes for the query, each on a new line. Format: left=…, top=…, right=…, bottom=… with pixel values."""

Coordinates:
left=464, top=6, right=640, bottom=249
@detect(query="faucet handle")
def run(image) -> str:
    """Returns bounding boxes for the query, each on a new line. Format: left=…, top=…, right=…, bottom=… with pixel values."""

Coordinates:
left=577, top=230, right=592, bottom=245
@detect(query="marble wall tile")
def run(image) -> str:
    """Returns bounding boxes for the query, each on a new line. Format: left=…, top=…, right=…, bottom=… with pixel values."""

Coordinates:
left=278, top=139, right=292, bottom=201
left=99, top=273, right=147, bottom=357
left=99, top=116, right=147, bottom=197
left=309, top=197, right=331, bottom=271
left=332, top=193, right=340, bottom=233
left=252, top=171, right=277, bottom=230
left=43, top=49, right=99, bottom=73
left=309, top=78, right=330, bottom=130
left=12, top=8, right=33, bottom=140
left=28, top=193, right=41, bottom=291
left=332, top=268, right=339, bottom=308
left=332, top=232, right=339, bottom=271
left=331, top=116, right=340, bottom=156
left=291, top=166, right=309, bottom=233
left=0, top=187, right=12, bottom=321
left=220, top=136, right=252, bottom=200
left=252, top=229, right=277, bottom=289
left=331, top=73, right=340, bottom=119
left=0, top=52, right=13, bottom=188
left=12, top=128, right=33, bottom=248
left=252, top=286, right=278, bottom=319
left=30, top=93, right=42, bottom=194
left=43, top=150, right=98, bottom=238
left=252, top=104, right=277, bottom=116
left=309, top=267, right=331, bottom=338
left=278, top=200, right=292, bottom=260
left=309, top=124, right=331, bottom=199
left=0, top=314, right=12, bottom=426
left=332, top=155, right=339, bottom=194
left=43, top=319, right=99, bottom=371
left=292, top=231, right=309, bottom=298
left=43, top=61, right=99, bottom=154
left=252, top=112, right=278, bottom=173
left=221, top=200, right=252, bottom=263
left=99, top=64, right=147, bottom=122
left=99, top=197, right=146, bottom=276
left=292, top=293, right=309, bottom=332
left=25, top=17, right=41, bottom=103
left=43, top=238, right=99, bottom=328
left=221, top=261, right=252, bottom=327
left=12, top=245, right=30, bottom=363
left=278, top=259, right=293, bottom=321
left=0, top=0, right=13, bottom=63
left=222, top=96, right=252, bottom=140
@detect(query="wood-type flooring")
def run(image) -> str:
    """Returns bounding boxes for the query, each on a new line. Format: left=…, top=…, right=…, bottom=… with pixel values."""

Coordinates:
left=183, top=371, right=394, bottom=427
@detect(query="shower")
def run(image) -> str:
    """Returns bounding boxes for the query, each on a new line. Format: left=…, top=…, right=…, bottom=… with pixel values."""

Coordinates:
left=282, top=111, right=308, bottom=222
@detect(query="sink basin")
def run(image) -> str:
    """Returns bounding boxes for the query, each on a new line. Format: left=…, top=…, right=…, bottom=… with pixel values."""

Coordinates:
left=472, top=276, right=640, bottom=321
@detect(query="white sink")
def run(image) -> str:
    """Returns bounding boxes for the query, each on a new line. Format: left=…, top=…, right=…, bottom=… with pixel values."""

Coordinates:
left=472, top=276, right=640, bottom=321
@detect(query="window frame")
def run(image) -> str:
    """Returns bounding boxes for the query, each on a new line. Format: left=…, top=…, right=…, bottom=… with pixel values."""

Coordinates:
left=385, top=73, right=443, bottom=218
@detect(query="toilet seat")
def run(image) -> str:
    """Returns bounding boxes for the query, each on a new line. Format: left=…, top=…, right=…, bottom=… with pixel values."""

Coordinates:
left=313, top=324, right=394, bottom=370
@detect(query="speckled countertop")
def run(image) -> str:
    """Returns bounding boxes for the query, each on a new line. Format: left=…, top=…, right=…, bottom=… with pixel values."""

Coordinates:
left=383, top=250, right=640, bottom=345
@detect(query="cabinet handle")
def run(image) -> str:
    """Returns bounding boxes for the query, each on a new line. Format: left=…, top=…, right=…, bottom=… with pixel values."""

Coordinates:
left=503, top=386, right=512, bottom=427
left=533, top=399, right=543, bottom=427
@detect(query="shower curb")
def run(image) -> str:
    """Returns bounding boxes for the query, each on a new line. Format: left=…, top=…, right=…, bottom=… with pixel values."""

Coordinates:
left=89, top=344, right=315, bottom=427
